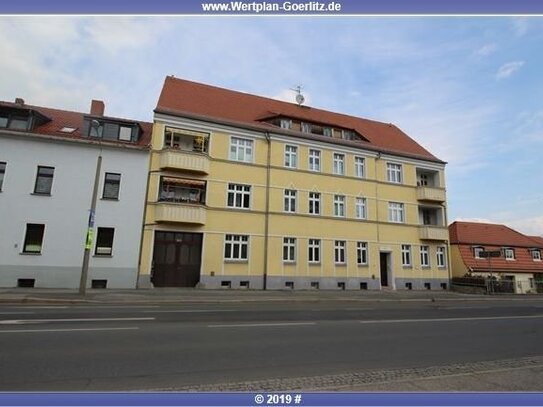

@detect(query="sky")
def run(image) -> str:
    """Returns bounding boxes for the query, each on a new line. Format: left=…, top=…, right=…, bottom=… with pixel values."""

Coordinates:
left=0, top=16, right=542, bottom=235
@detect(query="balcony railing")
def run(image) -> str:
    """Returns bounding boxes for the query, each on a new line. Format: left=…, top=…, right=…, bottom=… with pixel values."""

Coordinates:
left=419, top=225, right=449, bottom=241
left=160, top=149, right=210, bottom=174
left=155, top=202, right=206, bottom=225
left=416, top=186, right=446, bottom=202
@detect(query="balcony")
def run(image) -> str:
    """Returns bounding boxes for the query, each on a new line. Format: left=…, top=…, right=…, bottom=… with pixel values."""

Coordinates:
left=155, top=202, right=206, bottom=225
left=419, top=226, right=449, bottom=241
left=417, top=186, right=446, bottom=203
left=160, top=149, right=210, bottom=174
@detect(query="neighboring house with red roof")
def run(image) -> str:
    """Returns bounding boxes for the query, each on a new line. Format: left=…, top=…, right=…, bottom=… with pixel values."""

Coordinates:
left=449, top=221, right=543, bottom=294
left=0, top=98, right=151, bottom=289
left=138, top=76, right=450, bottom=290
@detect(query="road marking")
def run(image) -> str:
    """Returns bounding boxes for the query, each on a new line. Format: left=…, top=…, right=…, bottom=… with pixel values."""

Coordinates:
left=440, top=306, right=491, bottom=310
left=0, top=312, right=35, bottom=315
left=208, top=322, right=316, bottom=328
left=344, top=308, right=376, bottom=311
left=70, top=305, right=161, bottom=309
left=0, top=317, right=155, bottom=325
left=9, top=306, right=69, bottom=309
left=144, top=309, right=235, bottom=313
left=359, top=314, right=543, bottom=324
left=0, top=327, right=139, bottom=334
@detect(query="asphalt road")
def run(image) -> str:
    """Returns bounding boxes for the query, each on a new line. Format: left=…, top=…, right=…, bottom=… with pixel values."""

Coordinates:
left=1, top=299, right=543, bottom=391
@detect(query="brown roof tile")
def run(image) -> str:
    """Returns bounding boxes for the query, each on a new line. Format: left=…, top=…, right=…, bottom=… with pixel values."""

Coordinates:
left=156, top=76, right=443, bottom=163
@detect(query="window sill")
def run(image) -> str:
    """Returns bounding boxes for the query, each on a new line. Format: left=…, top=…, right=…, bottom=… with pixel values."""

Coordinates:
left=283, top=261, right=297, bottom=265
left=101, top=197, right=119, bottom=202
left=402, top=265, right=413, bottom=269
left=335, top=263, right=347, bottom=266
left=31, top=192, right=51, bottom=197
left=421, top=266, right=431, bottom=269
left=93, top=254, right=113, bottom=258
left=308, top=262, right=321, bottom=266
left=20, top=252, right=42, bottom=256
left=357, top=263, right=369, bottom=267
left=224, top=260, right=248, bottom=263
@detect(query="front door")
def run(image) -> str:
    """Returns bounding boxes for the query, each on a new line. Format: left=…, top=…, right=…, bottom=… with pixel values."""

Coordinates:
left=152, top=231, right=202, bottom=287
left=380, top=252, right=389, bottom=287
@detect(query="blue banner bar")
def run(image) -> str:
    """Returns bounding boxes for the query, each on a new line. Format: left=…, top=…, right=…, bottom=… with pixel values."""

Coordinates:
left=2, top=0, right=543, bottom=14
left=1, top=393, right=543, bottom=406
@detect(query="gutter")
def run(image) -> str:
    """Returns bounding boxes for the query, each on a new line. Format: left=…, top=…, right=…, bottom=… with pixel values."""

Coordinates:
left=263, top=131, right=271, bottom=290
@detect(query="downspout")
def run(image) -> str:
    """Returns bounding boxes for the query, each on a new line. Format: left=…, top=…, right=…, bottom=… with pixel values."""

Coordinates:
left=136, top=148, right=152, bottom=289
left=263, top=131, right=271, bottom=290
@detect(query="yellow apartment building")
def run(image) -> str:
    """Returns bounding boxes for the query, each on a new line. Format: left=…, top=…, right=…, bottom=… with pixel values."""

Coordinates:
left=138, top=77, right=450, bottom=290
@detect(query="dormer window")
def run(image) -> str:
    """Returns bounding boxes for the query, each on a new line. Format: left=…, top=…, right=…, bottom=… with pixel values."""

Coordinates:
left=323, top=127, right=332, bottom=137
left=473, top=246, right=484, bottom=259
left=0, top=114, right=29, bottom=130
left=280, top=119, right=292, bottom=130
left=84, top=118, right=139, bottom=143
left=504, top=248, right=515, bottom=260
left=301, top=122, right=311, bottom=133
left=531, top=249, right=541, bottom=261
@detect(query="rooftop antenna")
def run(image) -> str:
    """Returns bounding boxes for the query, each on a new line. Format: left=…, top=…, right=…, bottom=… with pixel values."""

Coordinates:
left=291, top=85, right=305, bottom=106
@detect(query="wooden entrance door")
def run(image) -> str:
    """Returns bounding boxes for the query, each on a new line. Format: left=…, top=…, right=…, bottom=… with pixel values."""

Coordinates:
left=380, top=252, right=389, bottom=287
left=152, top=231, right=202, bottom=287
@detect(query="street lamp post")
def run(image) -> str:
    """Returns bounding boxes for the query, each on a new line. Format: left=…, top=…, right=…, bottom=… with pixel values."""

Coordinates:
left=79, top=120, right=102, bottom=295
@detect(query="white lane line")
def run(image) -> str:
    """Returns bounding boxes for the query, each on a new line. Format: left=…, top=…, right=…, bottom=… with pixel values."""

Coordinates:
left=0, top=327, right=139, bottom=334
left=9, top=306, right=69, bottom=309
left=208, top=322, right=316, bottom=328
left=0, top=317, right=155, bottom=325
left=70, top=305, right=161, bottom=309
left=144, top=309, right=235, bottom=314
left=359, top=314, right=543, bottom=324
left=344, top=308, right=376, bottom=311
left=440, top=306, right=491, bottom=310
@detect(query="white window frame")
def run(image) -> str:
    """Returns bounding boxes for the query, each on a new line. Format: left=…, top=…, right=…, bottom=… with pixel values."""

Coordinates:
left=388, top=202, right=405, bottom=223
left=387, top=163, right=403, bottom=184
left=354, top=156, right=365, bottom=178
left=420, top=245, right=430, bottom=267
left=355, top=197, right=367, bottom=220
left=284, top=145, right=298, bottom=168
left=308, top=239, right=321, bottom=263
left=284, top=189, right=297, bottom=213
left=357, top=242, right=368, bottom=265
left=308, top=192, right=321, bottom=215
left=334, top=195, right=345, bottom=217
left=229, top=137, right=254, bottom=163
left=308, top=149, right=321, bottom=172
left=504, top=248, right=515, bottom=260
left=474, top=246, right=484, bottom=259
left=401, top=244, right=412, bottom=267
left=323, top=127, right=332, bottom=137
left=532, top=250, right=542, bottom=261
left=283, top=237, right=296, bottom=263
left=227, top=183, right=251, bottom=209
left=437, top=246, right=446, bottom=267
left=333, top=153, right=345, bottom=175
left=334, top=240, right=346, bottom=264
left=280, top=119, right=292, bottom=129
left=301, top=122, right=311, bottom=133
left=224, top=234, right=249, bottom=261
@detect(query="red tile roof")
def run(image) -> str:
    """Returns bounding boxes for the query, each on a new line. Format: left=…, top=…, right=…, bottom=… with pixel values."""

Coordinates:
left=156, top=76, right=443, bottom=163
left=0, top=101, right=152, bottom=148
left=450, top=221, right=543, bottom=274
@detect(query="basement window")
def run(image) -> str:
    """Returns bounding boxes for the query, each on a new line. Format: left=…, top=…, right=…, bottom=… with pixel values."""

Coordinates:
left=311, top=281, right=319, bottom=289
left=92, top=279, right=107, bottom=289
left=405, top=282, right=413, bottom=290
left=221, top=281, right=232, bottom=288
left=337, top=282, right=346, bottom=290
left=17, top=278, right=35, bottom=288
left=240, top=281, right=250, bottom=289
left=285, top=281, right=294, bottom=289
left=360, top=282, right=368, bottom=290
left=424, top=282, right=431, bottom=290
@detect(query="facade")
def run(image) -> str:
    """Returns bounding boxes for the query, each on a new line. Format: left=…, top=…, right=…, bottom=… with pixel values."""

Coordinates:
left=0, top=99, right=151, bottom=289
left=449, top=221, right=543, bottom=293
left=139, top=76, right=450, bottom=290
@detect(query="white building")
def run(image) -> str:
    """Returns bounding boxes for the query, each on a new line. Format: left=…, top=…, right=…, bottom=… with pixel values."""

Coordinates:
left=0, top=99, right=151, bottom=289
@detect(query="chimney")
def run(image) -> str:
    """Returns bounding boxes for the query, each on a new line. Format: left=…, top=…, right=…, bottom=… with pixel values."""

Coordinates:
left=14, top=97, right=25, bottom=105
left=90, top=100, right=105, bottom=116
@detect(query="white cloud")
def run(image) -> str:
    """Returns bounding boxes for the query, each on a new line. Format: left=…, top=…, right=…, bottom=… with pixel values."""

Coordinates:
left=495, top=61, right=525, bottom=80
left=511, top=17, right=529, bottom=37
left=475, top=43, right=497, bottom=57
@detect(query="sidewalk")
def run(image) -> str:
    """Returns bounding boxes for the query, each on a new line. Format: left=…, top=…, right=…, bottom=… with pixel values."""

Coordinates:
left=0, top=287, right=540, bottom=304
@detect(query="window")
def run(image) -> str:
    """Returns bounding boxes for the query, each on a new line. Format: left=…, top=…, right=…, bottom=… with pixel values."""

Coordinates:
left=401, top=244, right=412, bottom=267
left=323, top=127, right=332, bottom=137
left=342, top=130, right=355, bottom=140
left=355, top=198, right=367, bottom=219
left=0, top=162, right=5, bottom=191
left=280, top=119, right=292, bottom=129
left=532, top=250, right=542, bottom=261
left=283, top=237, right=296, bottom=262
left=354, top=157, right=365, bottom=178
left=230, top=137, right=253, bottom=162
left=308, top=149, right=321, bottom=172
left=284, top=145, right=298, bottom=168
left=387, top=163, right=403, bottom=183
left=504, top=248, right=515, bottom=260
left=95, top=227, right=115, bottom=256
left=333, top=153, right=345, bottom=175
left=34, top=166, right=54, bottom=195
left=284, top=189, right=297, bottom=213
left=474, top=246, right=484, bottom=259
left=334, top=240, right=346, bottom=264
left=0, top=115, right=7, bottom=127
left=9, top=117, right=28, bottom=130
left=357, top=242, right=368, bottom=265
left=224, top=234, right=249, bottom=261
left=308, top=239, right=320, bottom=263
left=301, top=122, right=311, bottom=133
left=119, top=126, right=133, bottom=141
left=334, top=195, right=345, bottom=217
left=164, top=127, right=209, bottom=153
left=437, top=246, right=446, bottom=267
left=159, top=177, right=206, bottom=204
left=309, top=192, right=320, bottom=215
left=420, top=246, right=430, bottom=267
left=23, top=224, right=45, bottom=254
left=388, top=202, right=405, bottom=223
left=102, top=173, right=121, bottom=200
left=227, top=184, right=251, bottom=209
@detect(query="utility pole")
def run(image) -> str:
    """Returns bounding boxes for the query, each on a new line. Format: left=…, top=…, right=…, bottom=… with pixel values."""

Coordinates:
left=79, top=120, right=102, bottom=295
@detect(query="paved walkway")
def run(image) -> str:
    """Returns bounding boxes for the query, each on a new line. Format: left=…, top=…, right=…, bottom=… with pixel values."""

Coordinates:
left=0, top=287, right=541, bottom=304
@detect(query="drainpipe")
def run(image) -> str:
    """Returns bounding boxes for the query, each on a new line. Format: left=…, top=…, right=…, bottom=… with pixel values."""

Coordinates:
left=263, top=131, right=271, bottom=290
left=136, top=148, right=153, bottom=289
